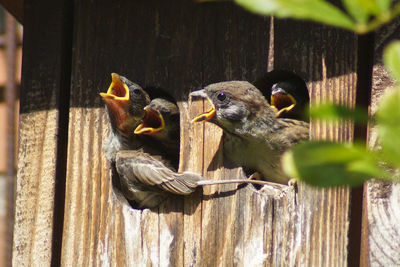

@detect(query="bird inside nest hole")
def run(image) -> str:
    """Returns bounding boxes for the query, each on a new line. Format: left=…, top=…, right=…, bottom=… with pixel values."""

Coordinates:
left=190, top=73, right=310, bottom=188
left=253, top=69, right=310, bottom=121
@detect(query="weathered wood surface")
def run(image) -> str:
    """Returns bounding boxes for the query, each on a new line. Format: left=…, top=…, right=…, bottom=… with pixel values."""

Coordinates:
left=361, top=18, right=400, bottom=267
left=12, top=0, right=72, bottom=266
left=273, top=19, right=357, bottom=266
left=14, top=1, right=364, bottom=266
left=59, top=1, right=358, bottom=266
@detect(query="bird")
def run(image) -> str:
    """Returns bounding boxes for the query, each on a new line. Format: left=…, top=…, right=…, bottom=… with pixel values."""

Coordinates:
left=190, top=81, right=309, bottom=184
left=254, top=70, right=309, bottom=120
left=133, top=97, right=180, bottom=166
left=115, top=97, right=201, bottom=208
left=100, top=73, right=150, bottom=163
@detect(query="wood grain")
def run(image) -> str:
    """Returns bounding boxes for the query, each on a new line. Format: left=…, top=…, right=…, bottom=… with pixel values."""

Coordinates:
left=12, top=0, right=72, bottom=265
left=360, top=17, right=400, bottom=267
left=273, top=19, right=358, bottom=266
left=14, top=1, right=363, bottom=266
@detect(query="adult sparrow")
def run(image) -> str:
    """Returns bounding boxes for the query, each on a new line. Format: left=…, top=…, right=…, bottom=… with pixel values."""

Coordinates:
left=191, top=81, right=309, bottom=184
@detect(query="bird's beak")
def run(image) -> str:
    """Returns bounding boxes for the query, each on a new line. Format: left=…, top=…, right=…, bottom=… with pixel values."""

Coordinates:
left=100, top=73, right=131, bottom=130
left=134, top=107, right=165, bottom=135
left=190, top=89, right=216, bottom=123
left=271, top=92, right=297, bottom=116
left=100, top=73, right=130, bottom=101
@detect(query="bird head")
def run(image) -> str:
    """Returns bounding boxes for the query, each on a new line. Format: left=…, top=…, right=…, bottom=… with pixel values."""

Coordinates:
left=270, top=82, right=297, bottom=116
left=270, top=80, right=309, bottom=120
left=191, top=81, right=277, bottom=136
left=134, top=98, right=180, bottom=144
left=100, top=73, right=150, bottom=136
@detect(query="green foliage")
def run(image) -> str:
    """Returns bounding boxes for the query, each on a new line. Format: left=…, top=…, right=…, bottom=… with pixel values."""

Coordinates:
left=235, top=0, right=355, bottom=30
left=309, top=103, right=369, bottom=123
left=383, top=41, right=400, bottom=80
left=234, top=0, right=400, bottom=34
left=282, top=141, right=389, bottom=186
left=376, top=88, right=400, bottom=167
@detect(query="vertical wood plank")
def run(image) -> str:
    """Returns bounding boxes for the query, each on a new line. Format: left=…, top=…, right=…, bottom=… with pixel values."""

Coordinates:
left=361, top=18, right=400, bottom=267
left=12, top=0, right=72, bottom=266
left=273, top=19, right=357, bottom=266
left=198, top=5, right=275, bottom=266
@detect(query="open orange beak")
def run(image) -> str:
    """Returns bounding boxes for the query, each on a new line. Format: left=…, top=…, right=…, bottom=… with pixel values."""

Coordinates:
left=100, top=73, right=130, bottom=101
left=100, top=73, right=130, bottom=129
left=190, top=89, right=216, bottom=123
left=271, top=93, right=296, bottom=117
left=134, top=107, right=165, bottom=135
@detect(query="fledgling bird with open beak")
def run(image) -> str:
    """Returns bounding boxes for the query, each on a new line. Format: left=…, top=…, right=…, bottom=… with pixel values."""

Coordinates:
left=270, top=80, right=309, bottom=120
left=115, top=97, right=202, bottom=208
left=254, top=70, right=309, bottom=120
left=100, top=73, right=150, bottom=163
left=134, top=97, right=180, bottom=165
left=191, top=81, right=309, bottom=184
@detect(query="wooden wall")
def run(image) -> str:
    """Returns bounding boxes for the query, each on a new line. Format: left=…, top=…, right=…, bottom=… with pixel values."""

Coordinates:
left=12, top=0, right=399, bottom=266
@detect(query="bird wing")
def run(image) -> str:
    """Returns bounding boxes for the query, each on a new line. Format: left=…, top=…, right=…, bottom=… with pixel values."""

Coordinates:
left=116, top=150, right=201, bottom=195
left=278, top=119, right=310, bottom=146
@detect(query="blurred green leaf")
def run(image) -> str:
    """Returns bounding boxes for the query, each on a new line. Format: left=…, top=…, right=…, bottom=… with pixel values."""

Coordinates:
left=235, top=0, right=356, bottom=30
left=376, top=0, right=392, bottom=12
left=343, top=0, right=390, bottom=16
left=309, top=103, right=369, bottom=123
left=376, top=88, right=400, bottom=167
left=383, top=41, right=400, bottom=81
left=282, top=141, right=387, bottom=186
left=342, top=0, right=370, bottom=22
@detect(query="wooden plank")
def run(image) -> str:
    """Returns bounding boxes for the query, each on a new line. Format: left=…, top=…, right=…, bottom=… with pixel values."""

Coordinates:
left=273, top=19, right=357, bottom=265
left=12, top=0, right=72, bottom=266
left=360, top=18, right=400, bottom=267
left=198, top=5, right=275, bottom=266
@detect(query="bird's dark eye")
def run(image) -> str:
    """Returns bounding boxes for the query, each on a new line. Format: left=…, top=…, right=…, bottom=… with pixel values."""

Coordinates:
left=217, top=92, right=226, bottom=101
left=132, top=88, right=141, bottom=95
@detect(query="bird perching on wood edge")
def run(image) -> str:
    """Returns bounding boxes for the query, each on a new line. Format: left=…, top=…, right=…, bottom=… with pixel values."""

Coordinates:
left=191, top=81, right=310, bottom=185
